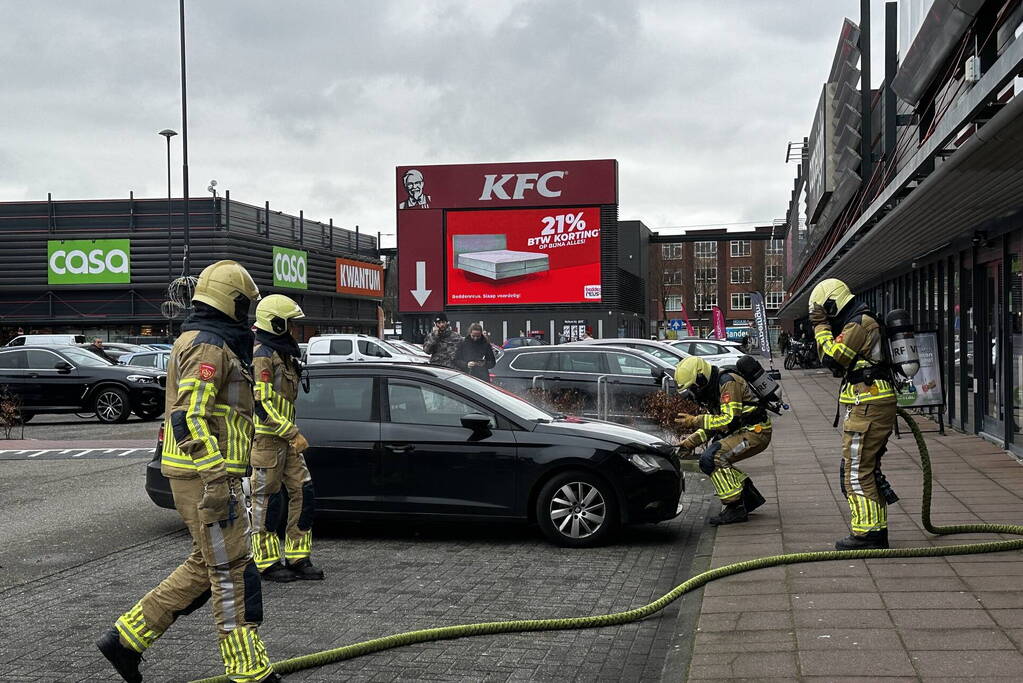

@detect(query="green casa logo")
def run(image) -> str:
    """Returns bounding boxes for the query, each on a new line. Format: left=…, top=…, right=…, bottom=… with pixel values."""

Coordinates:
left=47, top=239, right=131, bottom=284
left=273, top=246, right=308, bottom=289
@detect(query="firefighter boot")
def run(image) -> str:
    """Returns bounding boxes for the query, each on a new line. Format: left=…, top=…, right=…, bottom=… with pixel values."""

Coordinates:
left=740, top=479, right=766, bottom=514
left=709, top=501, right=748, bottom=526
left=261, top=562, right=298, bottom=583
left=288, top=558, right=325, bottom=581
left=96, top=628, right=143, bottom=683
left=835, top=529, right=889, bottom=551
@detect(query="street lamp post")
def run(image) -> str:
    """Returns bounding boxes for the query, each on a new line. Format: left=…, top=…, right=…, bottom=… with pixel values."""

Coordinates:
left=178, top=0, right=191, bottom=278
left=159, top=129, right=177, bottom=282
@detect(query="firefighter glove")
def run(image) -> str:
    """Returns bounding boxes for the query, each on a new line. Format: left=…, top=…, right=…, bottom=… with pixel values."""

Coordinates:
left=809, top=303, right=829, bottom=326
left=198, top=477, right=234, bottom=525
left=675, top=413, right=702, bottom=429
left=680, top=432, right=703, bottom=451
left=289, top=432, right=310, bottom=455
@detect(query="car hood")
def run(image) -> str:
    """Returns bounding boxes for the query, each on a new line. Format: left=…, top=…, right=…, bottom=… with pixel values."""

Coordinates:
left=532, top=417, right=671, bottom=454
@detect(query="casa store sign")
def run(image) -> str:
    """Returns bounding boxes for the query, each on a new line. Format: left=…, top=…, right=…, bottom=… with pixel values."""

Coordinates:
left=47, top=239, right=131, bottom=284
left=336, top=258, right=383, bottom=297
left=395, top=159, right=617, bottom=210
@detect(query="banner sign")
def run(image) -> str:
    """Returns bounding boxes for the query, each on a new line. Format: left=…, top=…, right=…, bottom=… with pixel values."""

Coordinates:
left=446, top=206, right=602, bottom=306
left=679, top=301, right=696, bottom=336
left=273, top=246, right=308, bottom=289
left=336, top=258, right=383, bottom=297
left=750, top=290, right=772, bottom=359
left=712, top=306, right=726, bottom=340
left=47, top=239, right=130, bottom=284
left=897, top=331, right=944, bottom=408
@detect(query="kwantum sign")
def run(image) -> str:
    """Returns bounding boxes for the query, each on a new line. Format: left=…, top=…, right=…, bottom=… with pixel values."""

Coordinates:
left=47, top=239, right=131, bottom=284
left=336, top=258, right=383, bottom=297
left=273, top=246, right=308, bottom=289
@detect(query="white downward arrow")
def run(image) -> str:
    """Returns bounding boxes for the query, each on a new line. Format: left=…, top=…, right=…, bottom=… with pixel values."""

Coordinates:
left=411, top=261, right=432, bottom=306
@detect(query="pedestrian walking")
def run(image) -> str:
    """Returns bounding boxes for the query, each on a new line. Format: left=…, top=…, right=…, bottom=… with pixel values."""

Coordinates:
left=423, top=313, right=463, bottom=368
left=454, top=323, right=496, bottom=382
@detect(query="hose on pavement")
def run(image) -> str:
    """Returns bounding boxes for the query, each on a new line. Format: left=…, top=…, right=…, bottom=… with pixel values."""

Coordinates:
left=190, top=408, right=1023, bottom=683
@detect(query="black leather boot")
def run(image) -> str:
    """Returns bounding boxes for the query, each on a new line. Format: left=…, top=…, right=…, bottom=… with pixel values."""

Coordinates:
left=709, top=501, right=748, bottom=526
left=740, top=479, right=766, bottom=514
left=835, top=528, right=889, bottom=550
left=261, top=562, right=298, bottom=583
left=288, top=558, right=325, bottom=581
left=96, top=628, right=143, bottom=683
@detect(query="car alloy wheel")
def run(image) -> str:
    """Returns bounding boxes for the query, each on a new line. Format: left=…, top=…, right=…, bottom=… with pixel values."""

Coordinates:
left=95, top=388, right=130, bottom=423
left=550, top=481, right=605, bottom=540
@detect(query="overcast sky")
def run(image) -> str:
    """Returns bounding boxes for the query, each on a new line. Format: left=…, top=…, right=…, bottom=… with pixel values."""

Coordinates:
left=0, top=1, right=891, bottom=246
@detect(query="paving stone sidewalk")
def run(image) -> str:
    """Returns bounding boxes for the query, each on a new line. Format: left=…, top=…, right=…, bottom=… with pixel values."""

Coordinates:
left=688, top=369, right=1023, bottom=681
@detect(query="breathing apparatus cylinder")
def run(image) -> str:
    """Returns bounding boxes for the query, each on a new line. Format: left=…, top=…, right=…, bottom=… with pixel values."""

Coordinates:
left=884, top=309, right=920, bottom=379
left=735, top=355, right=784, bottom=412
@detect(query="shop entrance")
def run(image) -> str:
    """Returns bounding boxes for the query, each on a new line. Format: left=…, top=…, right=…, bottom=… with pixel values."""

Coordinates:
left=976, top=258, right=1004, bottom=439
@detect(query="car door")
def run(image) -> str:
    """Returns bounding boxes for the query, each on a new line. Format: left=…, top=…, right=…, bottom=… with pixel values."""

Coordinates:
left=358, top=339, right=394, bottom=362
left=25, top=349, right=82, bottom=408
left=295, top=374, right=383, bottom=512
left=551, top=350, right=607, bottom=415
left=605, top=351, right=664, bottom=417
left=691, top=341, right=732, bottom=366
left=381, top=378, right=519, bottom=516
left=0, top=350, right=33, bottom=406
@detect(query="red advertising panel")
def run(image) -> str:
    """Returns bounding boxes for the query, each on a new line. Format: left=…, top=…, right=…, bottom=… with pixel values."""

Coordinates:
left=446, top=206, right=601, bottom=306
left=336, top=258, right=384, bottom=297
left=396, top=159, right=616, bottom=211
left=397, top=209, right=444, bottom=312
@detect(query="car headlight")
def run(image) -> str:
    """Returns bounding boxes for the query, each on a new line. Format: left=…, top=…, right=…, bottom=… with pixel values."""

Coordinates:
left=625, top=452, right=661, bottom=473
left=127, top=374, right=157, bottom=384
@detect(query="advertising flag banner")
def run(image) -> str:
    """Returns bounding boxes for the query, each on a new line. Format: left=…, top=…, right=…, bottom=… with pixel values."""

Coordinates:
left=750, top=290, right=772, bottom=359
left=712, top=306, right=727, bottom=340
left=446, top=206, right=602, bottom=306
left=273, top=246, right=308, bottom=289
left=47, top=239, right=131, bottom=285
left=679, top=301, right=696, bottom=336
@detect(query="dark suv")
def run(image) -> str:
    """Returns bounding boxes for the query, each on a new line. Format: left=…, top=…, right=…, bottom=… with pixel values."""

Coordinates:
left=0, top=346, right=166, bottom=423
left=491, top=345, right=676, bottom=423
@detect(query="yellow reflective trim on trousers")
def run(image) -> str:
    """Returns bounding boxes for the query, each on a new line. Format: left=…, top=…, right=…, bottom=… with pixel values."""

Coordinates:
left=115, top=601, right=161, bottom=653
left=251, top=530, right=281, bottom=569
left=219, top=627, right=272, bottom=683
left=284, top=531, right=313, bottom=560
left=710, top=467, right=746, bottom=500
left=849, top=494, right=887, bottom=533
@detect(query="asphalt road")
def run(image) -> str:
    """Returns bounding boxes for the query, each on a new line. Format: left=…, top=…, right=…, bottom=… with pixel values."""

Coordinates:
left=15, top=412, right=161, bottom=442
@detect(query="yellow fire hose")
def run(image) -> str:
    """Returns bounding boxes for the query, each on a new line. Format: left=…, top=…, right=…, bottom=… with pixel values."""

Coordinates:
left=191, top=409, right=1023, bottom=683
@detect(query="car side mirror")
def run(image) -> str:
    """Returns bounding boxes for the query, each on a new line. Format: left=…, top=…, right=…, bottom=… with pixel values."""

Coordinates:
left=460, top=413, right=493, bottom=432
left=650, top=367, right=668, bottom=378
left=54, top=361, right=72, bottom=373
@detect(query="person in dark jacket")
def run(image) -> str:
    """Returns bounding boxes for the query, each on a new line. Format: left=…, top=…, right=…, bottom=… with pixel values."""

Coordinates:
left=423, top=313, right=463, bottom=368
left=87, top=338, right=116, bottom=363
left=454, top=323, right=496, bottom=382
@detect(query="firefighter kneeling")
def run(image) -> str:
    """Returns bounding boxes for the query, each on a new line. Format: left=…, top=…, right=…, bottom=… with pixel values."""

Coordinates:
left=675, top=356, right=769, bottom=525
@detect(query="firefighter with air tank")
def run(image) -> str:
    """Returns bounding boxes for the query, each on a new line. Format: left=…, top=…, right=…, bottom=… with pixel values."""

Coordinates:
left=809, top=277, right=919, bottom=551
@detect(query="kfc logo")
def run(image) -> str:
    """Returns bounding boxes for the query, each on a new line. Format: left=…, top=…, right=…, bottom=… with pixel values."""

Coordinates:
left=399, top=169, right=430, bottom=209
left=479, top=171, right=565, bottom=201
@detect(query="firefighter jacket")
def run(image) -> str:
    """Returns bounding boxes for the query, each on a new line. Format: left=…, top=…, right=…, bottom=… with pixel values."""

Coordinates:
left=814, top=305, right=897, bottom=405
left=688, top=372, right=772, bottom=447
left=252, top=342, right=300, bottom=441
left=161, top=329, right=256, bottom=478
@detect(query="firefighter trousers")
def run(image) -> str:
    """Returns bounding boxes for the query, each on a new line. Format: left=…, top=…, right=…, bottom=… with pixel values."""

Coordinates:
left=840, top=401, right=896, bottom=536
left=249, top=434, right=315, bottom=569
left=709, top=429, right=771, bottom=504
left=113, top=476, right=273, bottom=683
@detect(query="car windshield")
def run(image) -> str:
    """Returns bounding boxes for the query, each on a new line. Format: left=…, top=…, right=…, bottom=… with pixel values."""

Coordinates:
left=61, top=347, right=115, bottom=366
left=446, top=373, right=555, bottom=422
left=639, top=345, right=684, bottom=364
left=379, top=339, right=418, bottom=357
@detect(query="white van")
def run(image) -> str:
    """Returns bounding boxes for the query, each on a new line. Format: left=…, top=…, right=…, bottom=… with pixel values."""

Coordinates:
left=305, top=334, right=428, bottom=365
left=5, top=334, right=87, bottom=347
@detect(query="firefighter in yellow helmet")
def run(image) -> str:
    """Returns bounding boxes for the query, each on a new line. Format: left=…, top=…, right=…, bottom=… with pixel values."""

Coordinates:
left=675, top=356, right=769, bottom=525
left=249, top=294, right=324, bottom=582
left=98, top=261, right=281, bottom=683
left=810, top=277, right=898, bottom=551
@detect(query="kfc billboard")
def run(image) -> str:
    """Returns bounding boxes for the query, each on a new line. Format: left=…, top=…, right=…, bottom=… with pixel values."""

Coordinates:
left=447, top=206, right=601, bottom=306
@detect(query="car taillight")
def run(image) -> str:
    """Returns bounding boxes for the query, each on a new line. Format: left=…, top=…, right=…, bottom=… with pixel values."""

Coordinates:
left=489, top=372, right=497, bottom=383
left=158, top=424, right=164, bottom=443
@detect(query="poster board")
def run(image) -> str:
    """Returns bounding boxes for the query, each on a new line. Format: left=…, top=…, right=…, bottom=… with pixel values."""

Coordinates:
left=896, top=331, right=944, bottom=408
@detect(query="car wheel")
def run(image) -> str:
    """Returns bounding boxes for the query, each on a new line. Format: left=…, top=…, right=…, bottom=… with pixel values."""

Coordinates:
left=94, top=387, right=130, bottom=423
left=536, top=470, right=619, bottom=548
left=134, top=406, right=163, bottom=421
left=784, top=354, right=796, bottom=371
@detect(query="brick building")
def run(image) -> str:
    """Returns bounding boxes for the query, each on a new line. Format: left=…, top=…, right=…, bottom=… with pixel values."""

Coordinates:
left=647, top=225, right=787, bottom=341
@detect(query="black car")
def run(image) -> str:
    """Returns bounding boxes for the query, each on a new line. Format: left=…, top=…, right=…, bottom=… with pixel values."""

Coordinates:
left=0, top=346, right=166, bottom=423
left=146, top=363, right=682, bottom=547
left=491, top=345, right=677, bottom=422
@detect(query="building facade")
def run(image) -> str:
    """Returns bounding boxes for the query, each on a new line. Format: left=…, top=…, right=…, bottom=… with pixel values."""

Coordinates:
left=648, top=226, right=787, bottom=342
left=0, top=196, right=382, bottom=344
left=781, top=0, right=1023, bottom=453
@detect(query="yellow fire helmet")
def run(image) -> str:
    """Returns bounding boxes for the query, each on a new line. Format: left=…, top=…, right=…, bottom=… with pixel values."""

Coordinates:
left=808, top=277, right=854, bottom=318
left=192, top=260, right=260, bottom=321
left=675, top=355, right=713, bottom=392
left=254, top=294, right=305, bottom=334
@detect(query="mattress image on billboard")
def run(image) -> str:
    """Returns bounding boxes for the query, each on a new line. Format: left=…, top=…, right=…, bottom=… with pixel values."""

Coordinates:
left=452, top=234, right=550, bottom=280
left=446, top=206, right=601, bottom=306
